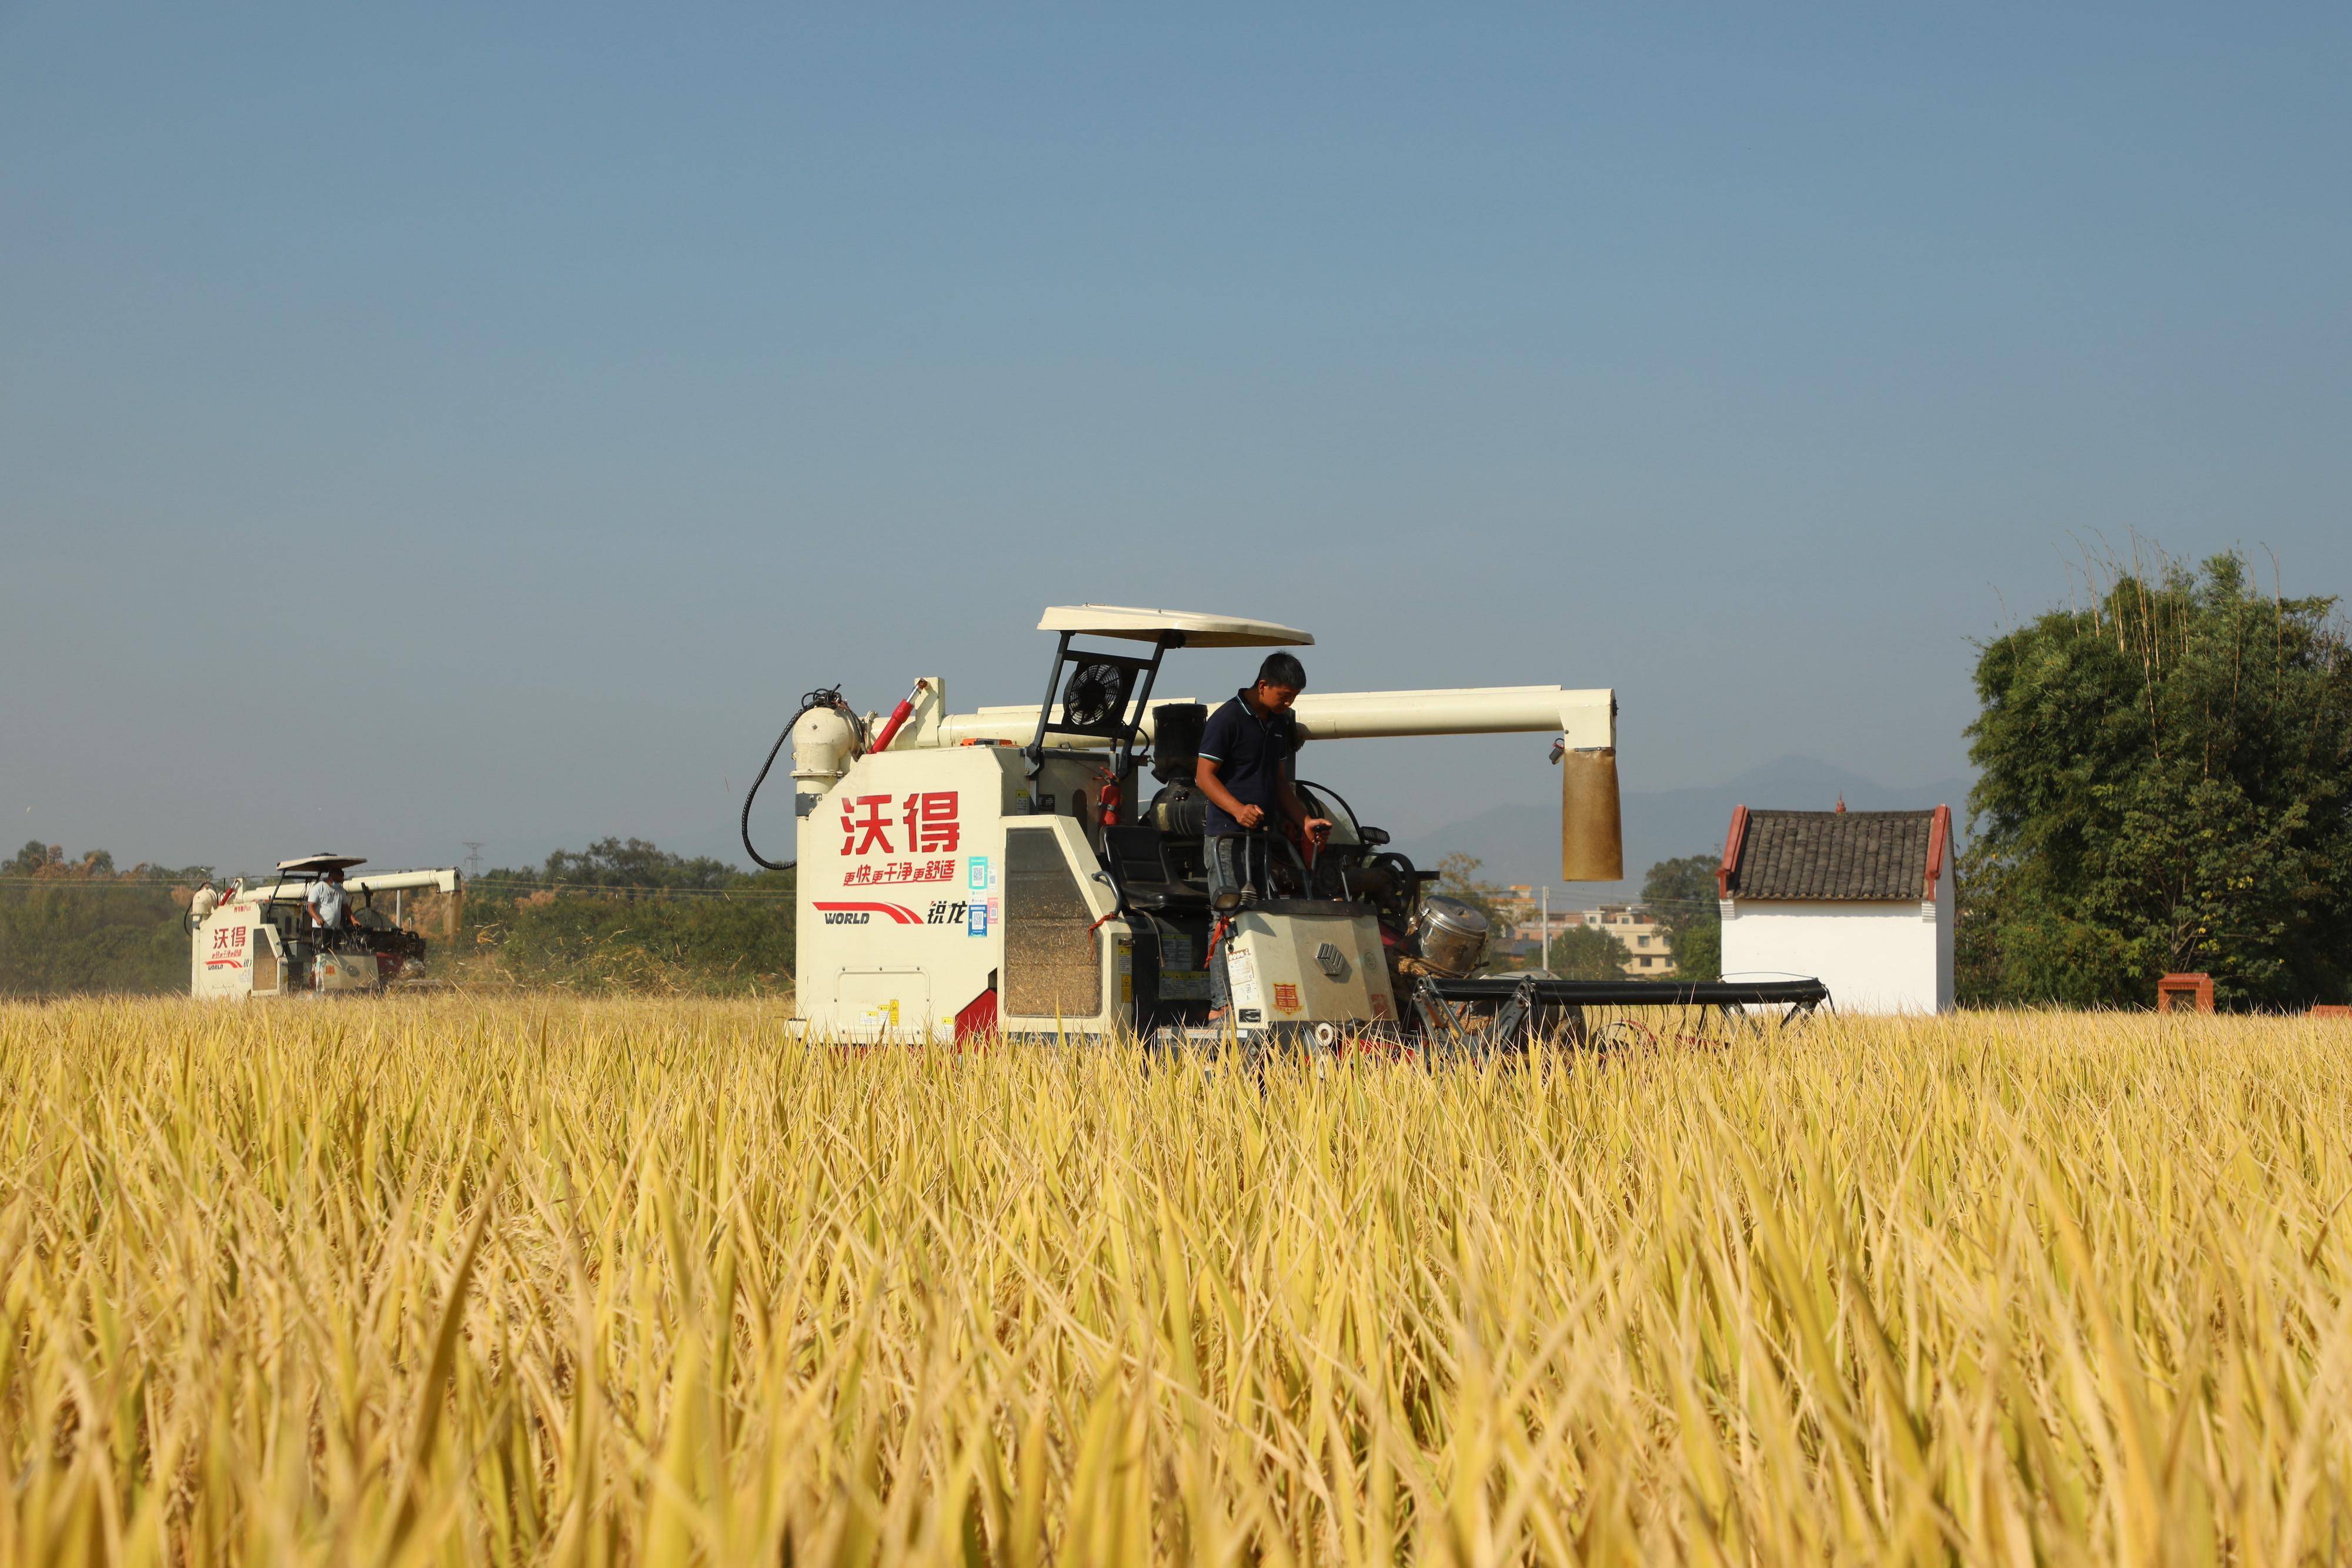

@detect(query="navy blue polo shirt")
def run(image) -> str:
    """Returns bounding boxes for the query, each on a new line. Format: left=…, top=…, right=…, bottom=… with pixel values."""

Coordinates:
left=1197, top=689, right=1298, bottom=836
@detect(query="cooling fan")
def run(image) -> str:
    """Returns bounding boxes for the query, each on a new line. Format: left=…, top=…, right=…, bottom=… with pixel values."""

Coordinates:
left=1061, top=660, right=1130, bottom=730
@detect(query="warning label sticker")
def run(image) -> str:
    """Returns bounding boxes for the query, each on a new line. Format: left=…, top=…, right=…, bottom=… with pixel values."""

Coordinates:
left=1226, top=948, right=1264, bottom=1015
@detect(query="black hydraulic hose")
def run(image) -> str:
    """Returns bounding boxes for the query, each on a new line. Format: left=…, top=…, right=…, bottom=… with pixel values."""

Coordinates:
left=740, top=686, right=858, bottom=871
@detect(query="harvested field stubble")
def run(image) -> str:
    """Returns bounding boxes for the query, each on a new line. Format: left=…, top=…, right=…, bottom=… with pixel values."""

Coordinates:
left=2, top=1001, right=2350, bottom=1564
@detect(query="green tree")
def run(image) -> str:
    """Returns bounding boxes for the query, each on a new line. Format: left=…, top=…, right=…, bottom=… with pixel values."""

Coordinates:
left=0, top=846, right=192, bottom=995
left=1641, top=854, right=1722, bottom=982
left=1967, top=550, right=2352, bottom=1007
left=1546, top=924, right=1626, bottom=979
left=463, top=838, right=796, bottom=994
left=542, top=837, right=740, bottom=890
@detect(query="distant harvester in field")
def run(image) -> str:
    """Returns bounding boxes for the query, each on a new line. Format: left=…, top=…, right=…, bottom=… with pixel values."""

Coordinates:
left=1716, top=804, right=1955, bottom=1013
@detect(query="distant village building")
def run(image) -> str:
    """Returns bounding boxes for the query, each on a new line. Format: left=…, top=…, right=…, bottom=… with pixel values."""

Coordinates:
left=1496, top=888, right=1675, bottom=976
left=1578, top=904, right=1675, bottom=975
left=1716, top=805, right=1954, bottom=1012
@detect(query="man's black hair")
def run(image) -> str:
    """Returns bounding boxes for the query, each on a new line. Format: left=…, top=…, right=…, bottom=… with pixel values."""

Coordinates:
left=1256, top=651, right=1308, bottom=691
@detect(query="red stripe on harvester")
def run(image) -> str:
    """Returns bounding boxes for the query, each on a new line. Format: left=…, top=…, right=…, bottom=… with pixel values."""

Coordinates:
left=813, top=901, right=923, bottom=924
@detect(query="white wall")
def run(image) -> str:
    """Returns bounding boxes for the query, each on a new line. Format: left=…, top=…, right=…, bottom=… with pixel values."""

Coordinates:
left=1720, top=888, right=1952, bottom=1013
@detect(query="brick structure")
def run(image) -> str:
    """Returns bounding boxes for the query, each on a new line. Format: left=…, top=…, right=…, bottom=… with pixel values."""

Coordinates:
left=2156, top=973, right=2215, bottom=1014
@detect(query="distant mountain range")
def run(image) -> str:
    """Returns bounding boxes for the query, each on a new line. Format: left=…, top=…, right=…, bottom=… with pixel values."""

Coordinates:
left=1392, top=755, right=1970, bottom=904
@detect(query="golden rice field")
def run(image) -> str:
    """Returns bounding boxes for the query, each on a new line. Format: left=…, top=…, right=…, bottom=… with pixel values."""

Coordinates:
left=3, top=999, right=2350, bottom=1566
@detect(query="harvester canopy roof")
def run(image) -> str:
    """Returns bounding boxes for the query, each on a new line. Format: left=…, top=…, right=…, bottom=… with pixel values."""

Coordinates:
left=276, top=853, right=367, bottom=874
left=1037, top=604, right=1314, bottom=648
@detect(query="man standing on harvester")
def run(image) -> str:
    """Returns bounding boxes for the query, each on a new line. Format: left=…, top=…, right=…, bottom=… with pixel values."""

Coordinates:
left=1196, top=652, right=1332, bottom=1016
left=306, top=864, right=355, bottom=945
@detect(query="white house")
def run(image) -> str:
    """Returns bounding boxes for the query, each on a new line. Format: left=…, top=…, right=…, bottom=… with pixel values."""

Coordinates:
left=1717, top=804, right=1954, bottom=1013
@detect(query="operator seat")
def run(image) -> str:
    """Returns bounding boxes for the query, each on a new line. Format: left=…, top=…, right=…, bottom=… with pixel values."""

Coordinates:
left=1103, top=825, right=1209, bottom=912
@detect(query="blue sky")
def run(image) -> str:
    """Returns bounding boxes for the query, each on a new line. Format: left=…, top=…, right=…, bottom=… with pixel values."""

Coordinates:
left=4, top=3, right=2346, bottom=874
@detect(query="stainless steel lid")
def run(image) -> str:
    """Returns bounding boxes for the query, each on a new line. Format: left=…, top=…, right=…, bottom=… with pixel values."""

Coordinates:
left=1417, top=895, right=1490, bottom=937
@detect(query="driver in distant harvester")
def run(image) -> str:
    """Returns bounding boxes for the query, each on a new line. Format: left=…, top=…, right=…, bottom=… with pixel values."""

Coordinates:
left=1196, top=652, right=1332, bottom=1020
left=306, top=865, right=354, bottom=946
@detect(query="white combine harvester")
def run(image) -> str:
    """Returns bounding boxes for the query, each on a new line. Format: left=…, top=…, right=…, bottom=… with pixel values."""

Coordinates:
left=743, top=605, right=1824, bottom=1049
left=191, top=854, right=462, bottom=1000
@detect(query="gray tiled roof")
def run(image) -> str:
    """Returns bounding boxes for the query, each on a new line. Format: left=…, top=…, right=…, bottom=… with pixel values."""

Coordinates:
left=1728, top=810, right=1936, bottom=901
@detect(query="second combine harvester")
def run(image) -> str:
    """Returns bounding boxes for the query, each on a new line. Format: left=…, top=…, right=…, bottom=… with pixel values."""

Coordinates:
left=744, top=604, right=1824, bottom=1048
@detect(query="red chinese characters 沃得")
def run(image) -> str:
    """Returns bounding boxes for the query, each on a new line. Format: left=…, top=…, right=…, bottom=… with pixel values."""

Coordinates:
left=903, top=791, right=960, bottom=854
left=841, top=794, right=896, bottom=855
left=841, top=791, right=961, bottom=858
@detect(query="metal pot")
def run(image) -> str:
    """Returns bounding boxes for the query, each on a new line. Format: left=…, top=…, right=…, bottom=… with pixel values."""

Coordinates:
left=1414, top=895, right=1491, bottom=978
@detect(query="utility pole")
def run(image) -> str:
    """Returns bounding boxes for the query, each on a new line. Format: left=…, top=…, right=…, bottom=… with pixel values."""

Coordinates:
left=462, top=841, right=483, bottom=879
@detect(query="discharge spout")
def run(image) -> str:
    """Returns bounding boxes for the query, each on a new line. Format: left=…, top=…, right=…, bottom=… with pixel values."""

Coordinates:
left=931, top=681, right=1625, bottom=881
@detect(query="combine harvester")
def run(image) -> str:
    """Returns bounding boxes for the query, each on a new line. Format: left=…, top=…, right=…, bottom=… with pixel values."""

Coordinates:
left=742, top=605, right=1826, bottom=1051
left=192, top=854, right=461, bottom=999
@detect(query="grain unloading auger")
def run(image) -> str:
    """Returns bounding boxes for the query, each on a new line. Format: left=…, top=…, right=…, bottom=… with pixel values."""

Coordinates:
left=742, top=605, right=1825, bottom=1051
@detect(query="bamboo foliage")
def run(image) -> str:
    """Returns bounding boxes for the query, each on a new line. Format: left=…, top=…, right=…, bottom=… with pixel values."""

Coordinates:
left=2, top=998, right=2349, bottom=1563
